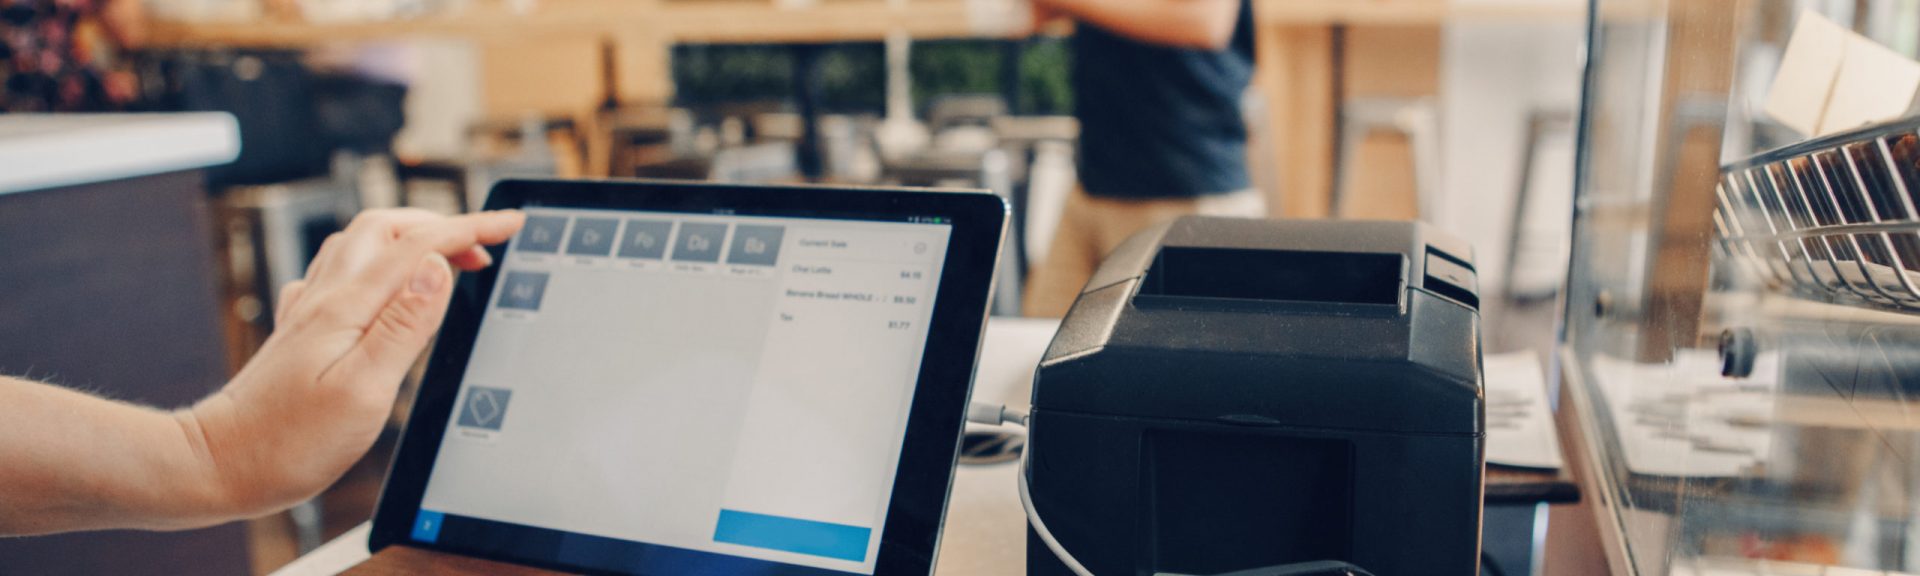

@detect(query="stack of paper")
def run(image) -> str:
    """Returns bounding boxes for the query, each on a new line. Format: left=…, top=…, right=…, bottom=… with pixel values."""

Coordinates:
left=1764, top=11, right=1920, bottom=137
left=1588, top=350, right=1780, bottom=478
left=1484, top=351, right=1566, bottom=470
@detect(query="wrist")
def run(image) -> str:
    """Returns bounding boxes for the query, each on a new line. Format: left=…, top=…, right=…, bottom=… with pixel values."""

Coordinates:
left=169, top=393, right=295, bottom=524
left=174, top=378, right=367, bottom=523
left=167, top=404, right=251, bottom=524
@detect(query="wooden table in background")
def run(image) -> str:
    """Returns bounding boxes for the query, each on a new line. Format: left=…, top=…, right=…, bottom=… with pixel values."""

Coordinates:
left=146, top=0, right=1591, bottom=216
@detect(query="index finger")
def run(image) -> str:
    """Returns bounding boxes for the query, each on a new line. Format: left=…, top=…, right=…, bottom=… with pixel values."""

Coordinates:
left=305, top=208, right=450, bottom=283
left=390, top=210, right=526, bottom=259
left=295, top=210, right=525, bottom=329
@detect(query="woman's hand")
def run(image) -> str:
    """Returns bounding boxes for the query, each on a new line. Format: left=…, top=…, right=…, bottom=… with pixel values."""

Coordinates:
left=179, top=209, right=524, bottom=520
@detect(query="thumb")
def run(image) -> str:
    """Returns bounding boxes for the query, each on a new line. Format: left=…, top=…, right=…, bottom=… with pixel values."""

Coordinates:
left=329, top=253, right=454, bottom=399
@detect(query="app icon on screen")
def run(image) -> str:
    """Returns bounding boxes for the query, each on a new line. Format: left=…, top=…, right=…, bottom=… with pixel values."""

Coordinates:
left=673, top=223, right=728, bottom=263
left=458, top=387, right=512, bottom=431
left=518, top=216, right=568, bottom=253
left=497, top=271, right=550, bottom=311
left=727, top=225, right=785, bottom=266
left=566, top=218, right=619, bottom=257
left=619, top=220, right=673, bottom=260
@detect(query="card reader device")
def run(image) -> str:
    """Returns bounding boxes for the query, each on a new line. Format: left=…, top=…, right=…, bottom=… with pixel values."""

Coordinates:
left=1025, top=217, right=1486, bottom=576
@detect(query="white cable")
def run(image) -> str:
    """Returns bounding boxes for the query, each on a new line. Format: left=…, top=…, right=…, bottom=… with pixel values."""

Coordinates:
left=966, top=402, right=1029, bottom=428
left=1019, top=433, right=1096, bottom=576
left=967, top=402, right=1095, bottom=576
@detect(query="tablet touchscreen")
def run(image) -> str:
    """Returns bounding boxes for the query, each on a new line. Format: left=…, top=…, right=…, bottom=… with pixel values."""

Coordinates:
left=406, top=204, right=957, bottom=576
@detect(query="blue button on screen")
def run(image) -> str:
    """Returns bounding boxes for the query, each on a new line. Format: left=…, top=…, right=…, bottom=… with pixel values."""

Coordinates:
left=712, top=509, right=871, bottom=562
left=412, top=510, right=446, bottom=543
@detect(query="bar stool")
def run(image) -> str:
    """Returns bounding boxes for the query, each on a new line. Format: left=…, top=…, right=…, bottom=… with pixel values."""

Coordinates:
left=1331, top=96, right=1443, bottom=222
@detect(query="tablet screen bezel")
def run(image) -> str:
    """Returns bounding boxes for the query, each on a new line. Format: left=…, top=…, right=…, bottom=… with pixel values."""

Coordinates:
left=368, top=178, right=1007, bottom=575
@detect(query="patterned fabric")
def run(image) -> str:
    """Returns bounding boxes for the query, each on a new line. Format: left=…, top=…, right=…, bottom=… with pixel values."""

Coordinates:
left=1, top=0, right=133, bottom=112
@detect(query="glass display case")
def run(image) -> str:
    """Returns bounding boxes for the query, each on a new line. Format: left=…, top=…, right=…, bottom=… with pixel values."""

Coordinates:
left=1564, top=0, right=1920, bottom=574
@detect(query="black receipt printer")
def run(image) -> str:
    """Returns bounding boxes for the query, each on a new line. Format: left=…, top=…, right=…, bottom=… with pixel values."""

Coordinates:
left=1026, top=217, right=1485, bottom=576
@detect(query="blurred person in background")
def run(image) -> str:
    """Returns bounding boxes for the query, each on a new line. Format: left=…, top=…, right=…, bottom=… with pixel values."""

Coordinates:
left=1, top=0, right=146, bottom=112
left=1022, top=0, right=1263, bottom=318
left=0, top=210, right=524, bottom=536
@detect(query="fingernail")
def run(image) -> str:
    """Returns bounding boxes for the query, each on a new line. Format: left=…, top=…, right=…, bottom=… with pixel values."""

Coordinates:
left=411, top=254, right=448, bottom=294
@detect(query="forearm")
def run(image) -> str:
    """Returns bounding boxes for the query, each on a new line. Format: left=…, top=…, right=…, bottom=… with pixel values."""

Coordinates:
left=0, top=210, right=518, bottom=538
left=0, top=376, right=232, bottom=535
left=1037, top=0, right=1238, bottom=49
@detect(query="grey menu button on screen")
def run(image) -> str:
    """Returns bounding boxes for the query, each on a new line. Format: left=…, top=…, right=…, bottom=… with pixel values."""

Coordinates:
left=566, top=218, right=619, bottom=256
left=458, top=387, right=512, bottom=431
left=672, top=223, right=728, bottom=263
left=517, top=216, right=568, bottom=253
left=619, top=220, right=673, bottom=260
left=727, top=225, right=785, bottom=266
left=497, top=271, right=550, bottom=311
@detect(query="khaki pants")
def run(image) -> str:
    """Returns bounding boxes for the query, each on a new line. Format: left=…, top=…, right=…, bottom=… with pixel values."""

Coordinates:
left=1023, top=187, right=1267, bottom=318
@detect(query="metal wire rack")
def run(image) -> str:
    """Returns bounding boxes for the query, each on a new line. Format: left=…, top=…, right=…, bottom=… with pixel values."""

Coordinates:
left=1715, top=117, right=1920, bottom=315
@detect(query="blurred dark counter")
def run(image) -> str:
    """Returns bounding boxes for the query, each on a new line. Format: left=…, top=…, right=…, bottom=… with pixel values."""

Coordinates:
left=0, top=113, right=249, bottom=576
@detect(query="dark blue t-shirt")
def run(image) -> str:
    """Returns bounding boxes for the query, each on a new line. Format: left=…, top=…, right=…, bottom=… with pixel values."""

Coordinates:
left=1072, top=0, right=1255, bottom=199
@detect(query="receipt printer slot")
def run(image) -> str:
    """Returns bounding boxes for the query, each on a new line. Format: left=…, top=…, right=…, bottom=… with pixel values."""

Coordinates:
left=1137, top=247, right=1405, bottom=307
